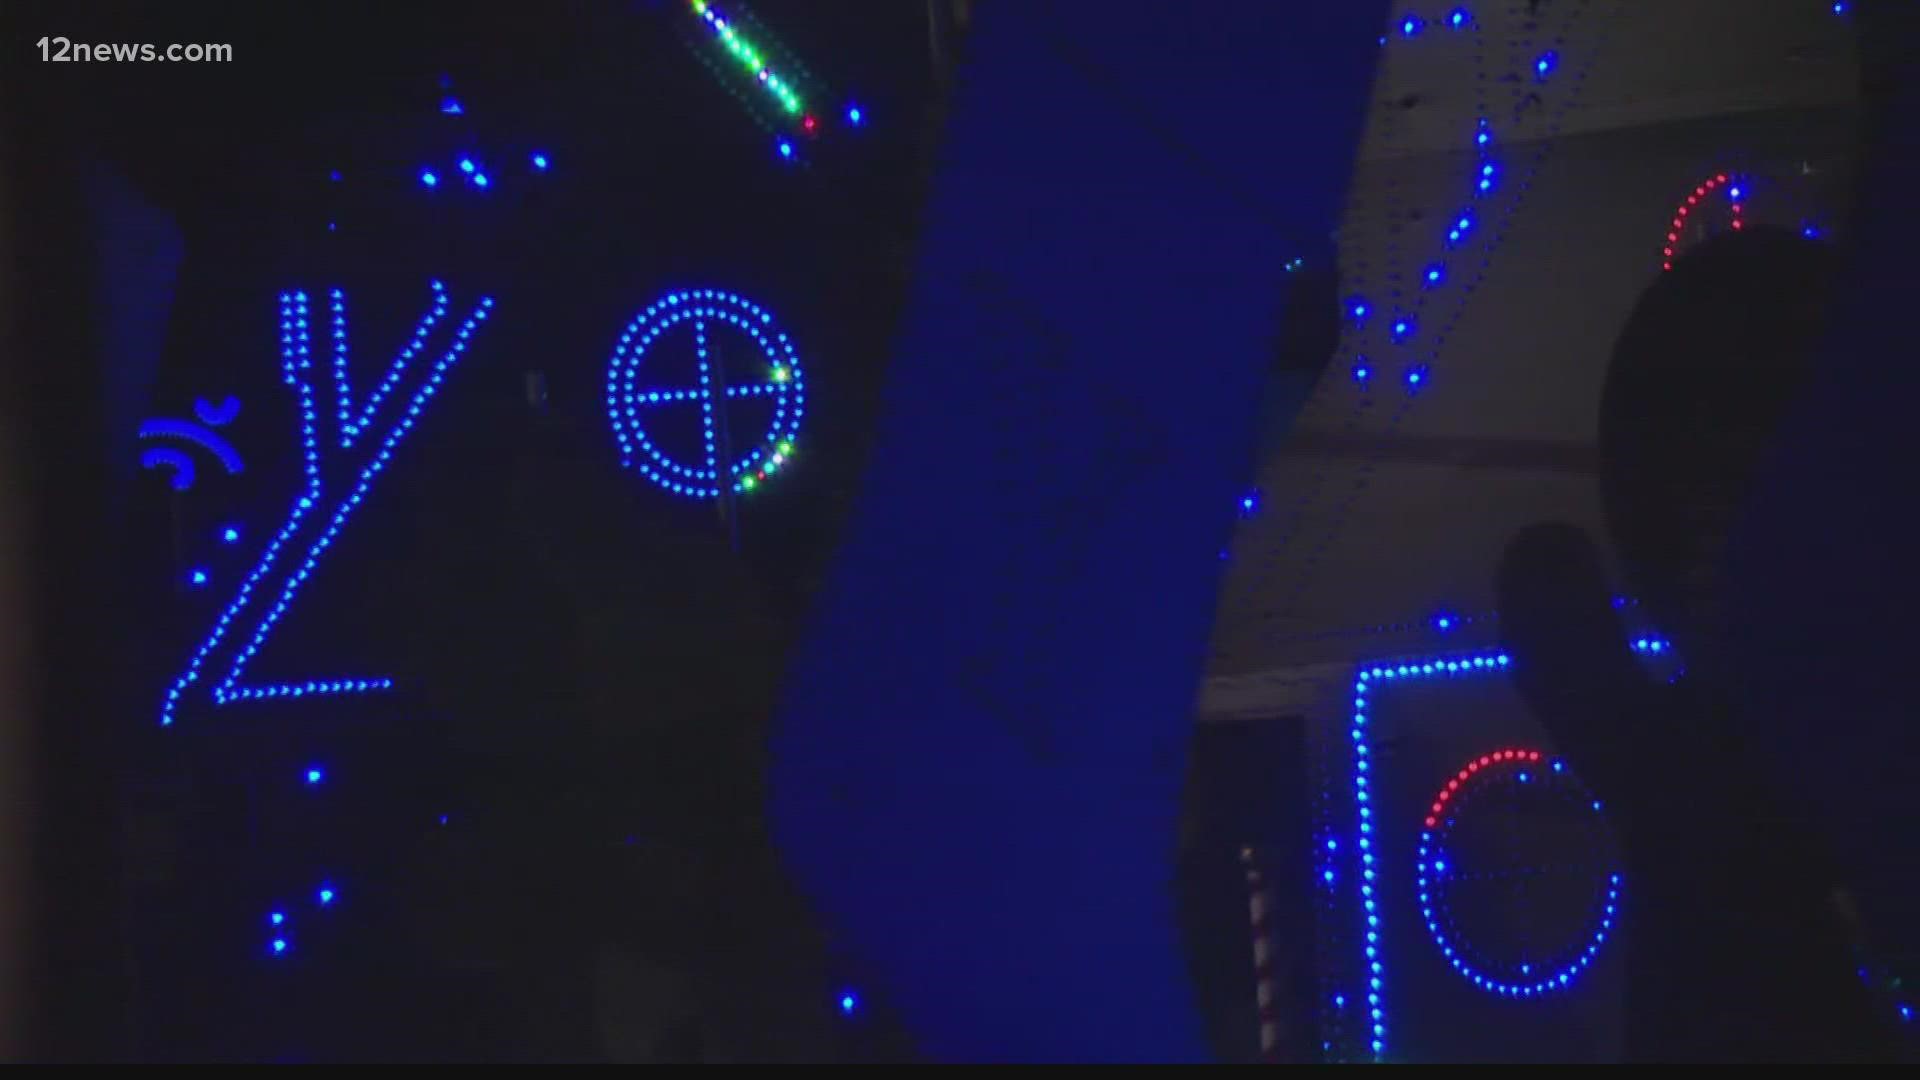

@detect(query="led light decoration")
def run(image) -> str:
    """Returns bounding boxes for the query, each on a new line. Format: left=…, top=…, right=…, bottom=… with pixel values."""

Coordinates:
left=606, top=288, right=806, bottom=500
left=157, top=282, right=495, bottom=726
left=139, top=396, right=245, bottom=491
left=1338, top=642, right=1643, bottom=1061
left=681, top=0, right=864, bottom=161
left=690, top=1, right=805, bottom=118
left=1416, top=748, right=1621, bottom=997
left=1661, top=172, right=1745, bottom=271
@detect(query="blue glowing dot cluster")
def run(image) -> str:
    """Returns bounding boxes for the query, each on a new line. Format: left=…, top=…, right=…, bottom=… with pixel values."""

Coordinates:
left=606, top=288, right=806, bottom=500
left=1415, top=750, right=1621, bottom=998
left=160, top=283, right=493, bottom=726
left=265, top=882, right=340, bottom=957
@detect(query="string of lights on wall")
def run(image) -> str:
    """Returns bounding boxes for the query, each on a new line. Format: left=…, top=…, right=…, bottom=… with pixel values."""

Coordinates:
left=158, top=282, right=495, bottom=729
left=1660, top=172, right=1745, bottom=271
left=1347, top=3, right=1602, bottom=396
left=1216, top=3, right=1620, bottom=669
left=683, top=0, right=866, bottom=165
left=1416, top=748, right=1621, bottom=997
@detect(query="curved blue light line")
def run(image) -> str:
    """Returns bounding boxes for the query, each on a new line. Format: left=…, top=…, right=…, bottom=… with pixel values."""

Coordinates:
left=139, top=446, right=198, bottom=491
left=138, top=419, right=245, bottom=475
left=193, top=395, right=242, bottom=427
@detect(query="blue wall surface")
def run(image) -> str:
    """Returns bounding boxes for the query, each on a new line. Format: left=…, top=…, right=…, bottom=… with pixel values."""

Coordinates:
left=770, top=1, right=1386, bottom=1062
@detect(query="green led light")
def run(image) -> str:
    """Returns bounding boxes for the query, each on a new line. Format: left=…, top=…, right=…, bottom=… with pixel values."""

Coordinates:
left=689, top=1, right=809, bottom=124
left=776, top=440, right=793, bottom=455
left=770, top=365, right=789, bottom=382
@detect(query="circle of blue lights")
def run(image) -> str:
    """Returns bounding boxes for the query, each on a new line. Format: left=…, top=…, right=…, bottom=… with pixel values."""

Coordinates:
left=606, top=289, right=806, bottom=500
left=1415, top=752, right=1620, bottom=998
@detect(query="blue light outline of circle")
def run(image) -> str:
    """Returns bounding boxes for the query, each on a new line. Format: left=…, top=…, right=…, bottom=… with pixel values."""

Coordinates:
left=606, top=289, right=806, bottom=499
left=1415, top=753, right=1621, bottom=998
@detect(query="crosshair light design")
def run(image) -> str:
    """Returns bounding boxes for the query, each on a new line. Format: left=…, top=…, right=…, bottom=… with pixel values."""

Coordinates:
left=606, top=288, right=806, bottom=500
left=1416, top=748, right=1621, bottom=998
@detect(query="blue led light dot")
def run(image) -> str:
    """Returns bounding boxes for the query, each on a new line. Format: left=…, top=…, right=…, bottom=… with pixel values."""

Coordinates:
left=188, top=568, right=210, bottom=587
left=304, top=767, right=323, bottom=785
left=420, top=170, right=438, bottom=188
left=531, top=152, right=549, bottom=170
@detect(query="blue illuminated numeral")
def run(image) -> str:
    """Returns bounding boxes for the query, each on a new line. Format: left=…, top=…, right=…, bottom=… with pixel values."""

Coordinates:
left=159, top=282, right=495, bottom=726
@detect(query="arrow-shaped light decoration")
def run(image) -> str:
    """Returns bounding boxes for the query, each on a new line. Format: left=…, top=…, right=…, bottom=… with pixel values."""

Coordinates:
left=158, top=282, right=495, bottom=726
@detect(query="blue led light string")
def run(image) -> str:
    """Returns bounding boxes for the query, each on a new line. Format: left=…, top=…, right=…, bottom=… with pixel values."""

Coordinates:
left=1228, top=6, right=1605, bottom=630
left=160, top=292, right=324, bottom=726
left=1240, top=5, right=1620, bottom=659
left=222, top=294, right=493, bottom=702
left=1347, top=649, right=1510, bottom=1059
left=159, top=283, right=494, bottom=726
left=342, top=281, right=450, bottom=448
left=1381, top=0, right=1599, bottom=394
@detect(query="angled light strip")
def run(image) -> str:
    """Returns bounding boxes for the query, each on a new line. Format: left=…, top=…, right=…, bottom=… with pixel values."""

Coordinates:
left=1346, top=649, right=1514, bottom=1060
left=159, top=282, right=495, bottom=726
left=688, top=0, right=807, bottom=121
left=342, top=281, right=450, bottom=447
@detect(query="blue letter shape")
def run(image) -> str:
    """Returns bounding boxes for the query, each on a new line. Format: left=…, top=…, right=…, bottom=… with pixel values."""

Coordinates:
left=158, top=282, right=495, bottom=726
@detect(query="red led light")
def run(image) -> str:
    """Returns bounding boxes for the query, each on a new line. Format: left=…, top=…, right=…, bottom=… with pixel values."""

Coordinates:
left=1661, top=172, right=1744, bottom=272
left=1426, top=748, right=1556, bottom=821
left=802, top=114, right=818, bottom=133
